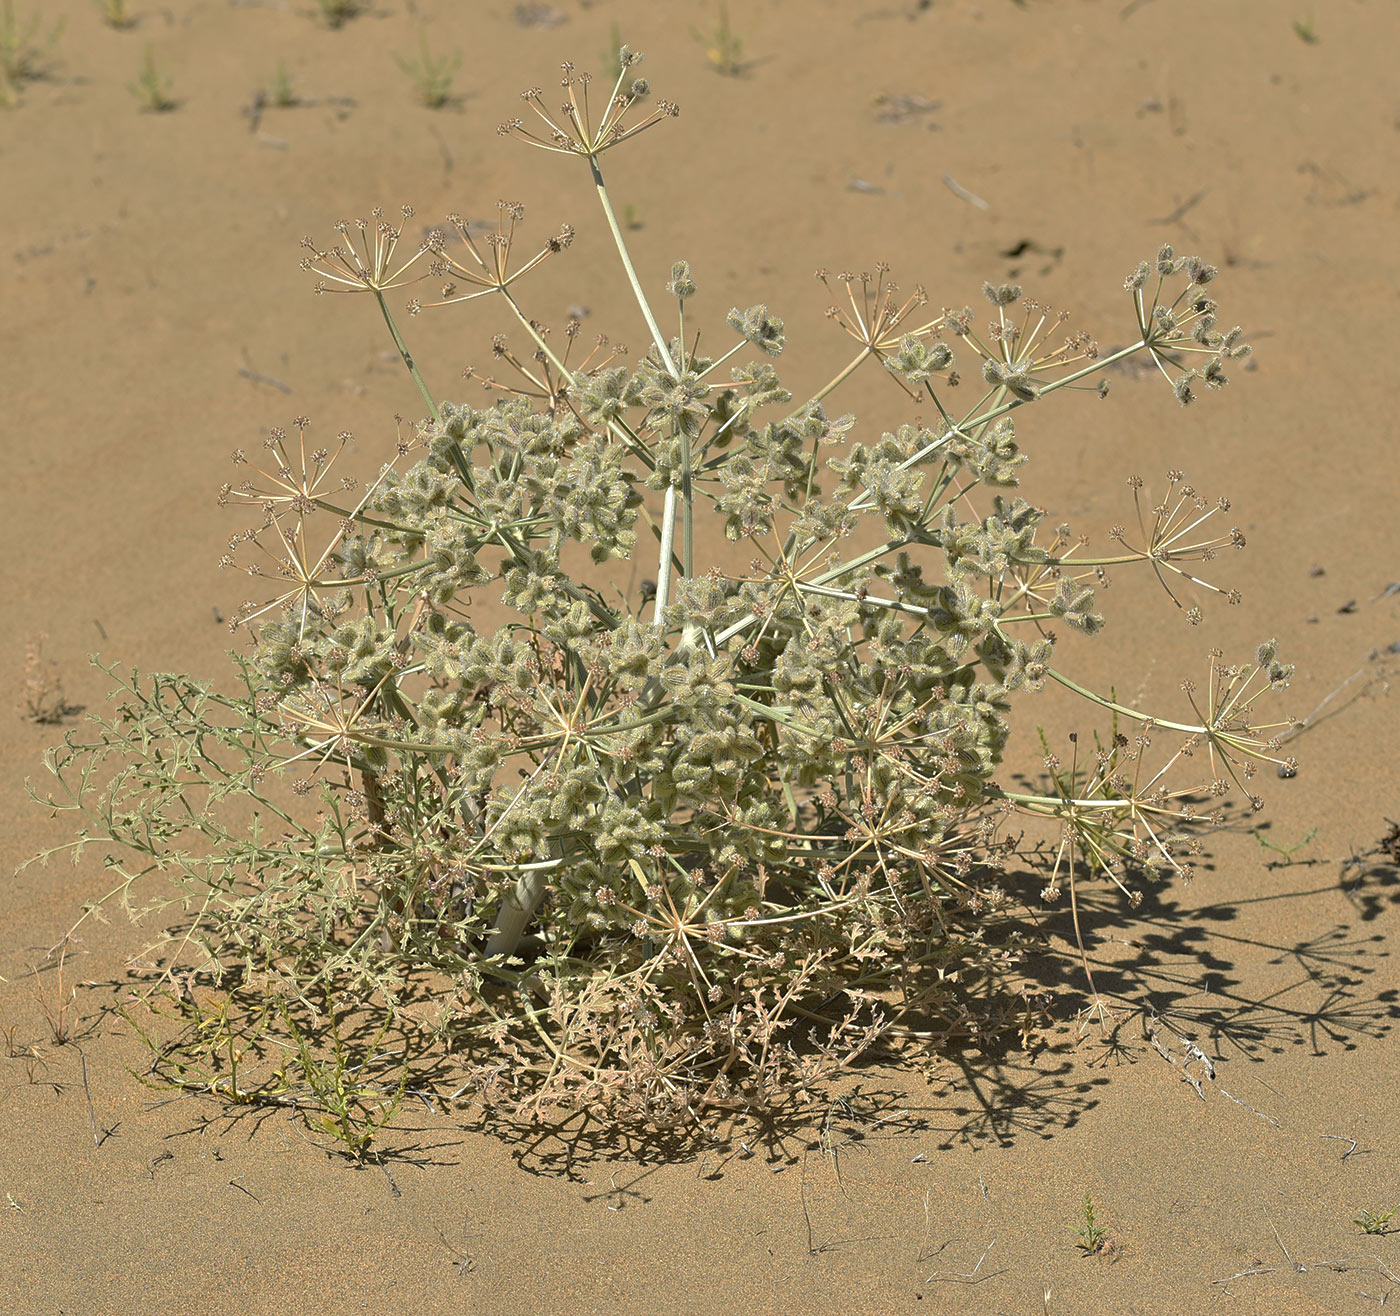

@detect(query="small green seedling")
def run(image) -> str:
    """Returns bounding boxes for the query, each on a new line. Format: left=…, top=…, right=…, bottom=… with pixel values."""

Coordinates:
left=1253, top=825, right=1319, bottom=866
left=0, top=0, right=64, bottom=100
left=693, top=2, right=751, bottom=77
left=129, top=45, right=174, bottom=111
left=267, top=59, right=298, bottom=108
left=124, top=990, right=407, bottom=1156
left=1072, top=1193, right=1109, bottom=1255
left=395, top=31, right=459, bottom=109
left=314, top=0, right=366, bottom=29
left=1292, top=15, right=1319, bottom=44
left=282, top=1005, right=408, bottom=1160
left=94, top=0, right=135, bottom=29
left=1355, top=1207, right=1398, bottom=1236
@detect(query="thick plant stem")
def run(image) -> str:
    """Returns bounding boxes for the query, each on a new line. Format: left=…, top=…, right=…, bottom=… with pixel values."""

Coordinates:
left=375, top=290, right=440, bottom=425
left=654, top=486, right=679, bottom=626
left=485, top=866, right=550, bottom=958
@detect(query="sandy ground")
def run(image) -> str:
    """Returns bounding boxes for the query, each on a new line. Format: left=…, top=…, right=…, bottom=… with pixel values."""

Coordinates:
left=2, top=0, right=1399, bottom=1311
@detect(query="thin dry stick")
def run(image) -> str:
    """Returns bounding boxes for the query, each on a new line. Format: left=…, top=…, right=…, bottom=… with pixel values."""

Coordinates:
left=1151, top=188, right=1209, bottom=227
left=940, top=173, right=988, bottom=209
left=1319, top=1134, right=1361, bottom=1161
left=1264, top=1204, right=1308, bottom=1274
left=1211, top=1261, right=1279, bottom=1294
left=925, top=1239, right=1004, bottom=1286
left=1218, top=1088, right=1280, bottom=1127
left=917, top=1191, right=940, bottom=1262
left=31, top=943, right=71, bottom=1046
left=800, top=1151, right=818, bottom=1255
left=77, top=1049, right=101, bottom=1147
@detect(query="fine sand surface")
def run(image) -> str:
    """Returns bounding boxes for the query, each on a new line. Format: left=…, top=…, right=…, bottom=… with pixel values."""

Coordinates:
left=3, top=1, right=1398, bottom=1312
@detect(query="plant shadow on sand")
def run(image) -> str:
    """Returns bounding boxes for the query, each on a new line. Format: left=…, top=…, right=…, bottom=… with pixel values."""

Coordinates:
left=437, top=827, right=1400, bottom=1177
left=76, top=820, right=1400, bottom=1179
left=1008, top=815, right=1400, bottom=1088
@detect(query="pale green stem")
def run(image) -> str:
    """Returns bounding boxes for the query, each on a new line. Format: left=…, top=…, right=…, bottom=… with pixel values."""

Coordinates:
left=374, top=290, right=440, bottom=425
left=696, top=338, right=748, bottom=381
left=502, top=286, right=574, bottom=378
left=654, top=487, right=679, bottom=627
left=713, top=536, right=910, bottom=646
left=1043, top=664, right=1205, bottom=735
left=485, top=863, right=553, bottom=958
left=500, top=286, right=656, bottom=471
left=681, top=428, right=695, bottom=583
left=1057, top=553, right=1151, bottom=568
left=952, top=340, right=1146, bottom=435
left=589, top=154, right=690, bottom=635
left=589, top=157, right=677, bottom=375
left=807, top=348, right=871, bottom=408
left=992, top=789, right=1153, bottom=811
left=794, top=581, right=929, bottom=619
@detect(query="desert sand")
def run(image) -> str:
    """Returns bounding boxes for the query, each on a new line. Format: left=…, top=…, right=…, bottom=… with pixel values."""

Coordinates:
left=2, top=1, right=1398, bottom=1312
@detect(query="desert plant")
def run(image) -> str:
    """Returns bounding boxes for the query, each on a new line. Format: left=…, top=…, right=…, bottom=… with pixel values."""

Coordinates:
left=1253, top=824, right=1319, bottom=866
left=267, top=59, right=298, bottom=108
left=283, top=1005, right=409, bottom=1157
left=1354, top=1207, right=1398, bottom=1236
left=30, top=940, right=75, bottom=1046
left=1292, top=14, right=1319, bottom=44
left=33, top=46, right=1292, bottom=1135
left=313, top=0, right=366, bottom=29
left=1072, top=1192, right=1108, bottom=1254
left=123, top=989, right=407, bottom=1158
left=693, top=3, right=750, bottom=77
left=129, top=44, right=173, bottom=111
left=21, top=634, right=79, bottom=725
left=0, top=0, right=63, bottom=102
left=94, top=0, right=135, bottom=30
left=394, top=30, right=459, bottom=110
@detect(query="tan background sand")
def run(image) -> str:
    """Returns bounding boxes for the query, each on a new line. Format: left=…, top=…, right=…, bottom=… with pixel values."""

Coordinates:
left=2, top=0, right=1398, bottom=1311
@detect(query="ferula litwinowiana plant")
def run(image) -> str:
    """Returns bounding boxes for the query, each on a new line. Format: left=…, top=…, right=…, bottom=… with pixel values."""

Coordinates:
left=35, top=47, right=1293, bottom=1130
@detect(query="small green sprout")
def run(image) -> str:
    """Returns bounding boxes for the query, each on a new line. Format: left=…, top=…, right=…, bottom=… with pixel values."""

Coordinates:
left=1253, top=825, right=1319, bottom=866
left=129, top=45, right=174, bottom=112
left=1355, top=1207, right=1398, bottom=1236
left=693, top=2, right=751, bottom=77
left=395, top=31, right=460, bottom=109
left=313, top=0, right=366, bottom=29
left=0, top=0, right=64, bottom=101
left=94, top=0, right=136, bottom=30
left=267, top=59, right=297, bottom=108
left=1072, top=1193, right=1109, bottom=1255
